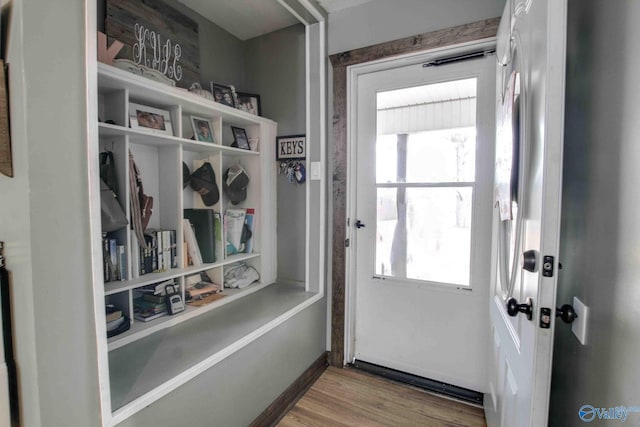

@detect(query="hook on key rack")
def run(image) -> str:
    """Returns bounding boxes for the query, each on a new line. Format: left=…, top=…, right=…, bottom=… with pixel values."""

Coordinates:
left=279, top=161, right=306, bottom=184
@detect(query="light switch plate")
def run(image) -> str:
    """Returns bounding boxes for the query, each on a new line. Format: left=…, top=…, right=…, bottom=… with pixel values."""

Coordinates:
left=571, top=296, right=589, bottom=345
left=310, top=161, right=321, bottom=180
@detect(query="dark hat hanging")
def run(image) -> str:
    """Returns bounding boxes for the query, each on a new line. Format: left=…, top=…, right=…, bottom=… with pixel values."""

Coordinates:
left=223, top=163, right=249, bottom=205
left=183, top=162, right=191, bottom=189
left=190, top=162, right=220, bottom=206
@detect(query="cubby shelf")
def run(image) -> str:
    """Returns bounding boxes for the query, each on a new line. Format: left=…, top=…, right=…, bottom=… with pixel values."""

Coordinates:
left=98, top=61, right=277, bottom=363
left=104, top=252, right=262, bottom=295
left=98, top=122, right=260, bottom=155
left=107, top=279, right=273, bottom=351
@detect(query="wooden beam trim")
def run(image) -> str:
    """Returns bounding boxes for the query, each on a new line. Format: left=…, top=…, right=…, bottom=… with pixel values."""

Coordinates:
left=329, top=18, right=499, bottom=368
left=250, top=351, right=329, bottom=427
left=329, top=17, right=500, bottom=68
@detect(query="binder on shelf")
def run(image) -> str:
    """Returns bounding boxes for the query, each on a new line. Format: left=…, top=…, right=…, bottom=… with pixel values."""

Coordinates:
left=184, top=209, right=216, bottom=263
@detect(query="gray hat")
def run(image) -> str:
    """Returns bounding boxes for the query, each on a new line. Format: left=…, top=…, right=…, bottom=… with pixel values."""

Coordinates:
left=223, top=164, right=249, bottom=205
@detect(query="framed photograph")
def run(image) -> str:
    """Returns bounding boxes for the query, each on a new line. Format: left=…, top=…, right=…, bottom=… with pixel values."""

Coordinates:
left=276, top=134, right=306, bottom=160
left=210, top=82, right=236, bottom=108
left=230, top=126, right=251, bottom=150
left=190, top=116, right=215, bottom=143
left=129, top=102, right=173, bottom=135
left=236, top=92, right=262, bottom=116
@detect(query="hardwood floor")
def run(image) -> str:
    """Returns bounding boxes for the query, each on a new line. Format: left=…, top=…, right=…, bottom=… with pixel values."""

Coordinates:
left=277, top=367, right=486, bottom=427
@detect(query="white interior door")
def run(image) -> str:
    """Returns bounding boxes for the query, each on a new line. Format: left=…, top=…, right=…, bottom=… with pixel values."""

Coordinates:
left=350, top=54, right=495, bottom=391
left=485, top=1, right=567, bottom=426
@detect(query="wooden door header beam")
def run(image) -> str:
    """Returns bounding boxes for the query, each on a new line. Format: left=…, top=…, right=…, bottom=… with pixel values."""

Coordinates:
left=330, top=17, right=500, bottom=68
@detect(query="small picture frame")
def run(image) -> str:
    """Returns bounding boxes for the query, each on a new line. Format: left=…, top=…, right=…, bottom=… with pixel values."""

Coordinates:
left=190, top=116, right=215, bottom=143
left=210, top=82, right=236, bottom=108
left=231, top=126, right=251, bottom=150
left=236, top=92, right=262, bottom=116
left=129, top=102, right=173, bottom=135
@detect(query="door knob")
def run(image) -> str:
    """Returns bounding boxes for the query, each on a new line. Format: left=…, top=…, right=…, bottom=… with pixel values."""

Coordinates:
left=556, top=304, right=578, bottom=324
left=506, top=297, right=533, bottom=321
left=521, top=250, right=537, bottom=272
left=355, top=219, right=366, bottom=229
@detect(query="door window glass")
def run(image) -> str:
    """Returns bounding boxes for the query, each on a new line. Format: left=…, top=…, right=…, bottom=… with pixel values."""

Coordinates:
left=374, top=78, right=477, bottom=286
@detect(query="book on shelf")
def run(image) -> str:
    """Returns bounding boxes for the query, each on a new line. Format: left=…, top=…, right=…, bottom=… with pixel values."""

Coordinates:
left=103, top=237, right=126, bottom=282
left=133, top=296, right=168, bottom=322
left=186, top=281, right=222, bottom=300
left=183, top=209, right=216, bottom=263
left=134, top=310, right=168, bottom=323
left=183, top=218, right=203, bottom=266
left=225, top=208, right=246, bottom=255
left=130, top=232, right=140, bottom=279
left=214, top=212, right=222, bottom=259
left=244, top=208, right=255, bottom=254
left=117, top=245, right=126, bottom=281
left=134, top=229, right=178, bottom=276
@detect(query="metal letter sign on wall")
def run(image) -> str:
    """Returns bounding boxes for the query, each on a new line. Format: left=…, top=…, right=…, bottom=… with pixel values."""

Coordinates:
left=276, top=135, right=306, bottom=160
left=106, top=0, right=200, bottom=89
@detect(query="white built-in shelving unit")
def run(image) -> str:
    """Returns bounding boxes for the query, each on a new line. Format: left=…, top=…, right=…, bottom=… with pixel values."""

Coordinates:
left=95, top=63, right=316, bottom=420
left=98, top=63, right=278, bottom=352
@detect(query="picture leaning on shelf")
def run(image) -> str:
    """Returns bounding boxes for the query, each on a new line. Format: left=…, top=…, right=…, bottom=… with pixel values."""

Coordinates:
left=210, top=82, right=236, bottom=108
left=128, top=102, right=173, bottom=136
left=190, top=116, right=214, bottom=143
left=235, top=91, right=261, bottom=116
left=230, top=126, right=251, bottom=150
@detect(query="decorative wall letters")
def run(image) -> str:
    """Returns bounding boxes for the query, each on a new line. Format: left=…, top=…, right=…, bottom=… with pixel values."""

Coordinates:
left=106, top=0, right=200, bottom=89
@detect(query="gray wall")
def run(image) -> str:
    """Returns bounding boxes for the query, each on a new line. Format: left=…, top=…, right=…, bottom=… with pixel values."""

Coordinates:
left=244, top=25, right=307, bottom=284
left=549, top=0, right=640, bottom=424
left=119, top=300, right=326, bottom=427
left=5, top=0, right=104, bottom=425
left=327, top=0, right=504, bottom=54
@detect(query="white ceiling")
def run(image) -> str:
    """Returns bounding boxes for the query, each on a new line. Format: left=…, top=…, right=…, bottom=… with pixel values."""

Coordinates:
left=178, top=0, right=376, bottom=40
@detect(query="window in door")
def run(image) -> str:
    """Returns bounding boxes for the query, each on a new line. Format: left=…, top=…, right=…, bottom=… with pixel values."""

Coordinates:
left=375, top=77, right=477, bottom=286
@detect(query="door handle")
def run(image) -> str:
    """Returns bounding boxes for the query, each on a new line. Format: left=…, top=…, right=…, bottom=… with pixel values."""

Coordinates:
left=506, top=297, right=533, bottom=321
left=355, top=219, right=366, bottom=229
left=556, top=304, right=578, bottom=324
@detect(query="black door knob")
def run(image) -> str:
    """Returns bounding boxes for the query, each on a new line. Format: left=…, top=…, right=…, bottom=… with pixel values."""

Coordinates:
left=556, top=304, right=578, bottom=324
left=521, top=250, right=537, bottom=272
left=355, top=220, right=366, bottom=229
left=506, top=297, right=534, bottom=321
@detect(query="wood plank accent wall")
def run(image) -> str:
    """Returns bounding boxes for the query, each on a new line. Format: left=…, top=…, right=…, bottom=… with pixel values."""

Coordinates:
left=106, top=0, right=200, bottom=89
left=328, top=17, right=500, bottom=367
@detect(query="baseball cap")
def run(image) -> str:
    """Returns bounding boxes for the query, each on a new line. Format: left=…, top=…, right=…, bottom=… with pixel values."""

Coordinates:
left=223, top=164, right=249, bottom=205
left=183, top=162, right=191, bottom=189
left=190, top=162, right=220, bottom=206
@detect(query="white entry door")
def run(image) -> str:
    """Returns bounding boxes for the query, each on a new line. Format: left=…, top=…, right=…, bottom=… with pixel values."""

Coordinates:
left=350, top=52, right=496, bottom=391
left=485, top=1, right=567, bottom=426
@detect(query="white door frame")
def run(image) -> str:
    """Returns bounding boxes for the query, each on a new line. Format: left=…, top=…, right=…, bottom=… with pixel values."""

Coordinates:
left=344, top=39, right=497, bottom=364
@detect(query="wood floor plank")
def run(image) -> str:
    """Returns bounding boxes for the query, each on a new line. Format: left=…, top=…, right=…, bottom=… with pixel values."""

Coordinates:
left=278, top=367, right=486, bottom=427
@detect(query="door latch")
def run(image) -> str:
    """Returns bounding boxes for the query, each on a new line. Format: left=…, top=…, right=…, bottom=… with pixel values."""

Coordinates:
left=540, top=307, right=551, bottom=328
left=542, top=255, right=554, bottom=277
